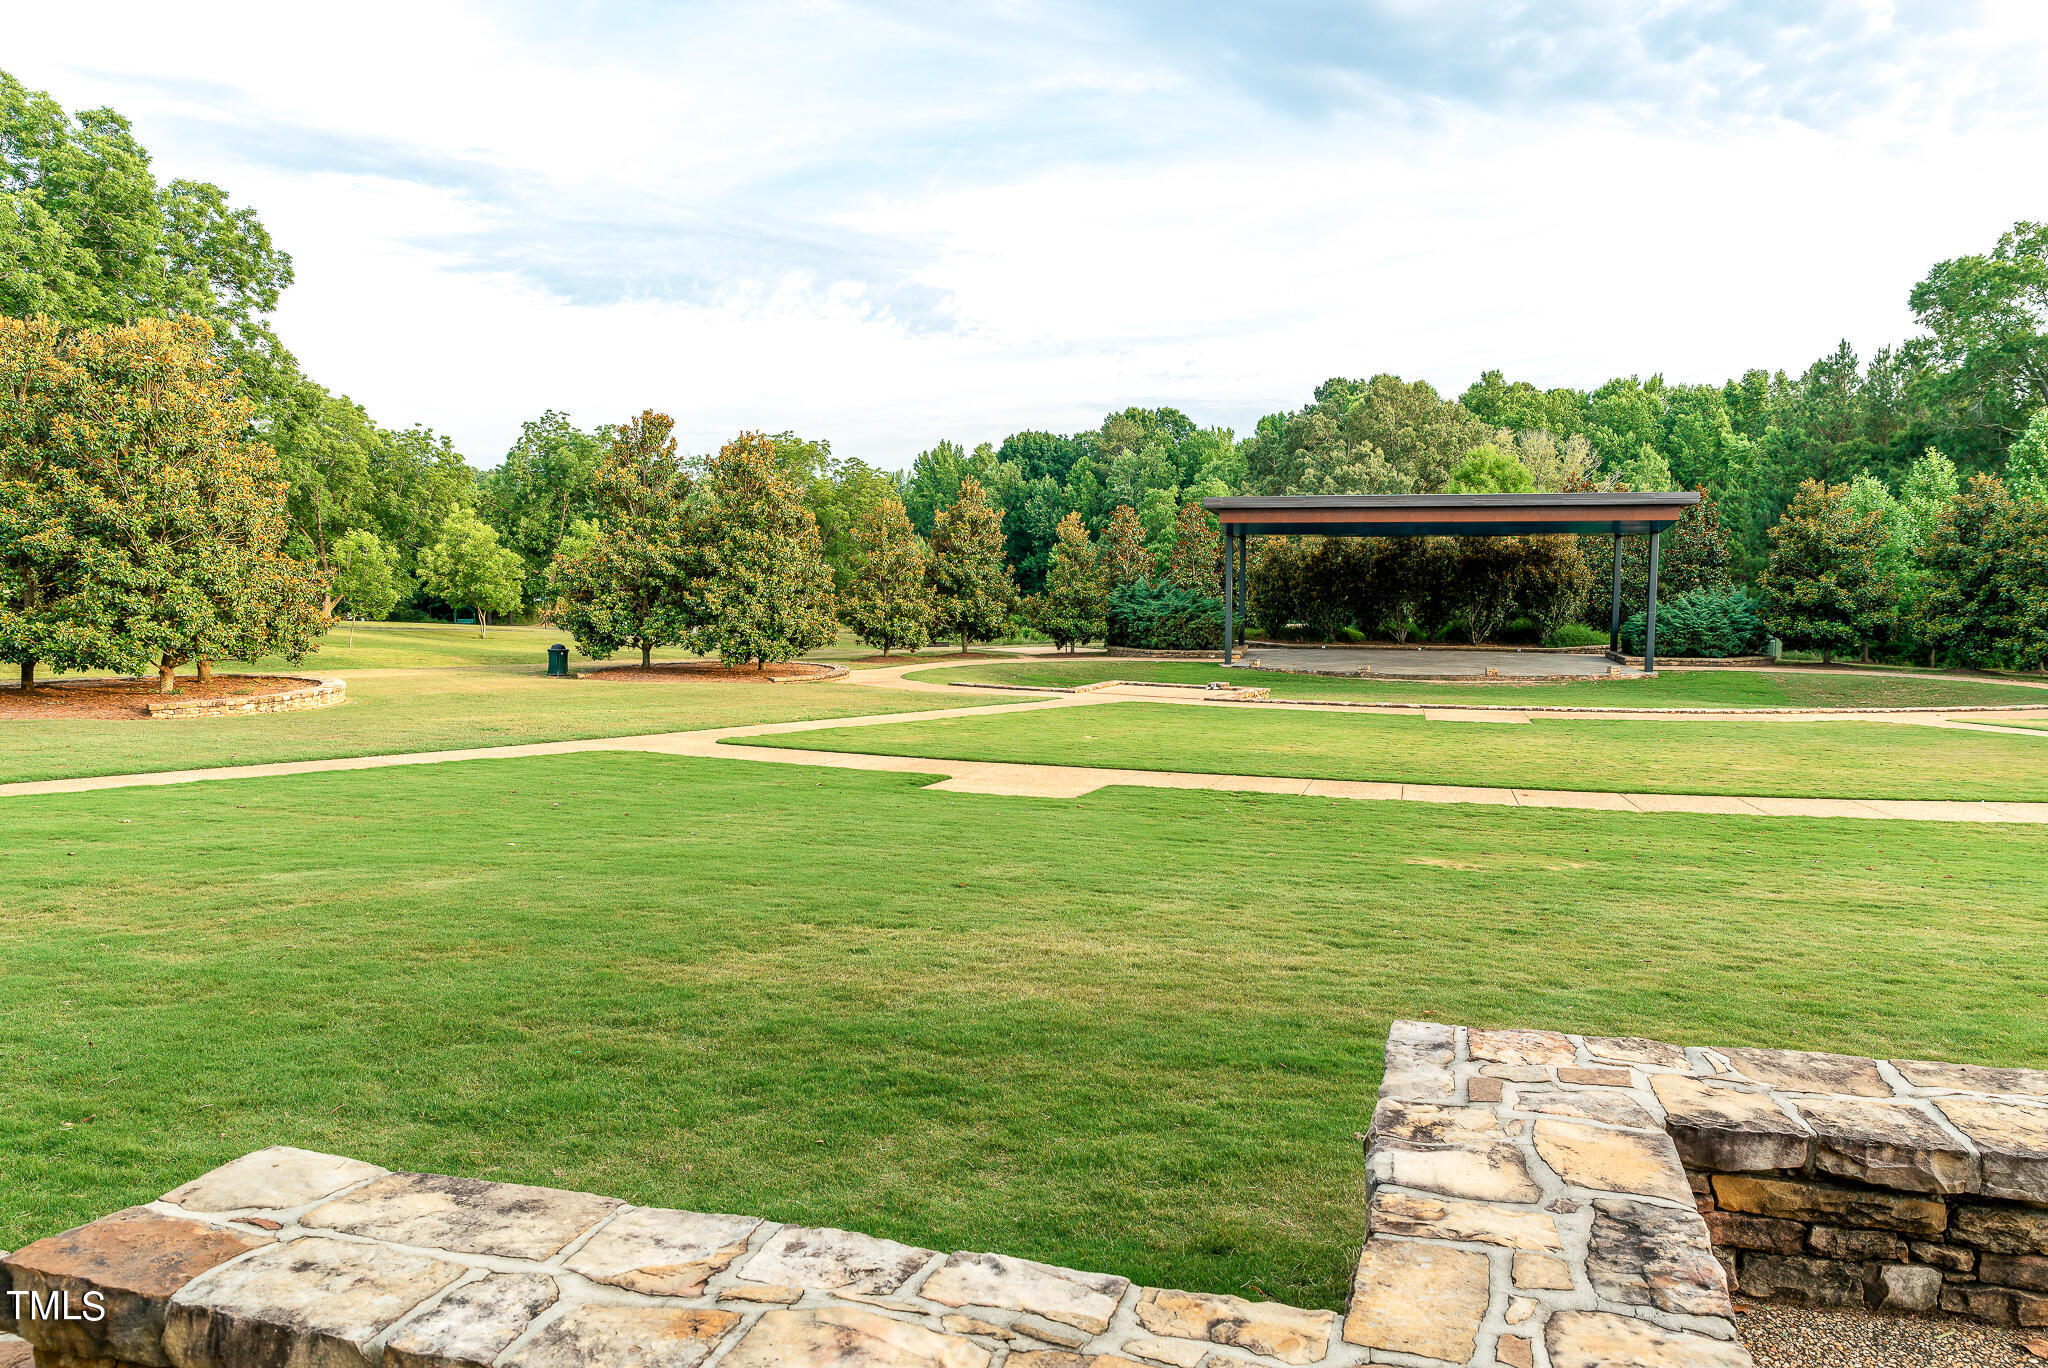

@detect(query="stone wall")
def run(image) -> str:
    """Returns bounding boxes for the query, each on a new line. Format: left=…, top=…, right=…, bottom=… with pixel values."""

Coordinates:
left=6, top=1027, right=2041, bottom=1368
left=145, top=676, right=345, bottom=718
left=1660, top=1048, right=2048, bottom=1327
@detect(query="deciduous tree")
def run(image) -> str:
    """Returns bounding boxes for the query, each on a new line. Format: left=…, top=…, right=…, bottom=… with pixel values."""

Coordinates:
left=840, top=496, right=933, bottom=655
left=418, top=509, right=523, bottom=638
left=330, top=529, right=401, bottom=643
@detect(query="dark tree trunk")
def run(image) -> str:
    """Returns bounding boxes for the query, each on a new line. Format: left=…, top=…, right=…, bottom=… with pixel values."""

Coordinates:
left=157, top=660, right=179, bottom=693
left=197, top=658, right=213, bottom=683
left=19, top=660, right=34, bottom=690
left=641, top=643, right=652, bottom=668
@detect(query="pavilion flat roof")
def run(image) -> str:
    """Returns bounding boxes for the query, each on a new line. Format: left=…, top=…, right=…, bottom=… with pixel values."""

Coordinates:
left=1201, top=491, right=1700, bottom=538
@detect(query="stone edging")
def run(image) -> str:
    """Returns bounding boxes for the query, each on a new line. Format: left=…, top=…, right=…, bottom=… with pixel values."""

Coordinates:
left=146, top=676, right=345, bottom=719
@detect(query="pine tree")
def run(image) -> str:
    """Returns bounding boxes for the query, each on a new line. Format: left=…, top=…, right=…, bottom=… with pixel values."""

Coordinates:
left=928, top=476, right=1015, bottom=652
left=1033, top=512, right=1106, bottom=651
left=1165, top=502, right=1221, bottom=594
left=694, top=432, right=836, bottom=667
left=1098, top=503, right=1153, bottom=589
left=841, top=496, right=933, bottom=655
left=1757, top=479, right=1895, bottom=664
left=550, top=411, right=699, bottom=667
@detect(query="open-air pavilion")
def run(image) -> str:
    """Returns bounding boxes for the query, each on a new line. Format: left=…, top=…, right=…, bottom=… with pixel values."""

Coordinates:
left=1200, top=491, right=1702, bottom=672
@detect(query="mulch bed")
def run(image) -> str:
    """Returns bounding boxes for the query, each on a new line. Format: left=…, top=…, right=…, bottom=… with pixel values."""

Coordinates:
left=1737, top=1300, right=2041, bottom=1366
left=849, top=652, right=1012, bottom=665
left=581, top=661, right=842, bottom=683
left=0, top=675, right=314, bottom=721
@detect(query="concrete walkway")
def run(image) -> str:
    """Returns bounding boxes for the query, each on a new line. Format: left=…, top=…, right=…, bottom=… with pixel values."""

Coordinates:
left=7, top=695, right=2047, bottom=822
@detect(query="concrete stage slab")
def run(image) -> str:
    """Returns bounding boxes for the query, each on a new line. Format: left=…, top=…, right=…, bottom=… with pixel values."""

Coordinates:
left=1230, top=645, right=1634, bottom=679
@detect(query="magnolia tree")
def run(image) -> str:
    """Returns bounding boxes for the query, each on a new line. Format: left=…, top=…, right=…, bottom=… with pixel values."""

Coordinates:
left=928, top=476, right=1014, bottom=652
left=0, top=316, right=321, bottom=691
left=840, top=496, right=933, bottom=655
left=549, top=411, right=699, bottom=667
left=1032, top=511, right=1106, bottom=651
left=1097, top=502, right=1154, bottom=590
left=1758, top=479, right=1895, bottom=664
left=1165, top=502, right=1220, bottom=595
left=693, top=432, right=836, bottom=667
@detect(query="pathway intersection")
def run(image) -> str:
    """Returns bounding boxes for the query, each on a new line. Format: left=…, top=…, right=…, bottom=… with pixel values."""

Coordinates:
left=6, top=660, right=2047, bottom=821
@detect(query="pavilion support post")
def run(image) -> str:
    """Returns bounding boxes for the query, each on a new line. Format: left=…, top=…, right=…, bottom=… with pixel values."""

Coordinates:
left=1644, top=530, right=1661, bottom=674
left=1608, top=531, right=1623, bottom=655
left=1222, top=530, right=1236, bottom=664
left=1236, top=535, right=1248, bottom=645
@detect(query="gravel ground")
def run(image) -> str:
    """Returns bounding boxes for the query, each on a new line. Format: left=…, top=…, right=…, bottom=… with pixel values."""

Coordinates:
left=1737, top=1301, right=2045, bottom=1366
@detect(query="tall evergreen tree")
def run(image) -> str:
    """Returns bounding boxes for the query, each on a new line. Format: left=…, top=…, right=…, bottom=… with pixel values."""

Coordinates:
left=1033, top=512, right=1106, bottom=651
left=1098, top=503, right=1153, bottom=589
left=1165, top=502, right=1221, bottom=594
left=1758, top=480, right=1895, bottom=664
left=840, top=496, right=933, bottom=656
left=549, top=411, right=699, bottom=667
left=694, top=432, right=836, bottom=667
left=927, top=476, right=1015, bottom=653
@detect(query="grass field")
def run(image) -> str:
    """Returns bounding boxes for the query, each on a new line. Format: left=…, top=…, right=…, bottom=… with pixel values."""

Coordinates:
left=3, top=754, right=2042, bottom=1310
left=738, top=700, right=2048, bottom=801
left=0, top=625, right=1025, bottom=784
left=910, top=658, right=2048, bottom=710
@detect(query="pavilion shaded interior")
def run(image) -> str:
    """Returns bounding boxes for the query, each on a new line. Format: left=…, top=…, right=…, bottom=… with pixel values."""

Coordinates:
left=1200, top=492, right=1702, bottom=670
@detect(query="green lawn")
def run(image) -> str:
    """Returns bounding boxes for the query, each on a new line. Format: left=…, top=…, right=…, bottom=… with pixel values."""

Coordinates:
left=911, top=658, right=2048, bottom=710
left=738, top=701, right=2048, bottom=801
left=3, top=754, right=2042, bottom=1310
left=1, top=624, right=1023, bottom=784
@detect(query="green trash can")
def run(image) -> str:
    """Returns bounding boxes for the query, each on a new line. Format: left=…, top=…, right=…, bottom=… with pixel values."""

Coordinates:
left=547, top=643, right=570, bottom=677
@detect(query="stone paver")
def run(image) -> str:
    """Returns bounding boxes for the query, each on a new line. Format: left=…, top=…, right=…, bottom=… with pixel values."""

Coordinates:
left=1531, top=1119, right=1694, bottom=1204
left=1544, top=1310, right=1751, bottom=1367
left=1791, top=1096, right=1977, bottom=1193
left=562, top=1207, right=760, bottom=1297
left=386, top=1272, right=558, bottom=1368
left=159, top=1146, right=388, bottom=1215
left=303, top=1171, right=621, bottom=1260
left=719, top=1306, right=989, bottom=1368
left=918, top=1252, right=1127, bottom=1334
left=164, top=1236, right=465, bottom=1368
left=736, top=1226, right=936, bottom=1297
left=1650, top=1074, right=1812, bottom=1172
left=2, top=1207, right=272, bottom=1365
left=1341, top=1240, right=1489, bottom=1362
left=502, top=1306, right=741, bottom=1368
left=1130, top=1288, right=1334, bottom=1365
left=1935, top=1096, right=2048, bottom=1203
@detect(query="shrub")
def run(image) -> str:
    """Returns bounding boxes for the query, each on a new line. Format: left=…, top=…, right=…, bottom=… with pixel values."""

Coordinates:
left=1621, top=587, right=1766, bottom=657
left=1106, top=579, right=1225, bottom=650
left=1543, top=622, right=1607, bottom=648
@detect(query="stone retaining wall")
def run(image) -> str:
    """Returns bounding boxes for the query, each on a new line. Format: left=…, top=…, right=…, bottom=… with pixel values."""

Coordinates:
left=145, top=676, right=346, bottom=718
left=7, top=1028, right=2041, bottom=1367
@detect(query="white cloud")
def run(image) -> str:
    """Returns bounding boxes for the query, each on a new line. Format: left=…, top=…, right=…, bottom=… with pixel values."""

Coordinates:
left=9, top=1, right=2048, bottom=469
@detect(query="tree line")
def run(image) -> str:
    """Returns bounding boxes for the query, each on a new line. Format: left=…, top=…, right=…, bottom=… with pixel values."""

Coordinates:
left=3, top=70, right=2046, bottom=680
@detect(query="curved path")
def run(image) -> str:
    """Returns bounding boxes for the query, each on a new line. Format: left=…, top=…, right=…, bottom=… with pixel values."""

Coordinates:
left=6, top=691, right=2046, bottom=822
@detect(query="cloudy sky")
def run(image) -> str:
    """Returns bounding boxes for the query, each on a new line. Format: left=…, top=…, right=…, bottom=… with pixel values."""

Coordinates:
left=11, top=1, right=2048, bottom=470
